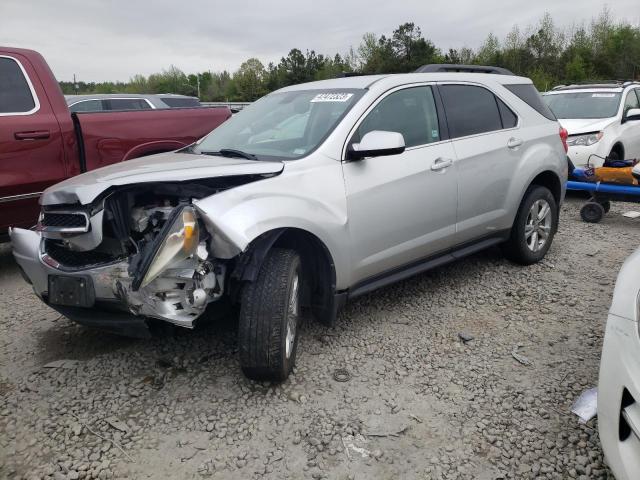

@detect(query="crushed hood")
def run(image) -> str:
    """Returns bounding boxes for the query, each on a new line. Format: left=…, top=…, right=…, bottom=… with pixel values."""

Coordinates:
left=41, top=152, right=284, bottom=205
left=558, top=118, right=615, bottom=135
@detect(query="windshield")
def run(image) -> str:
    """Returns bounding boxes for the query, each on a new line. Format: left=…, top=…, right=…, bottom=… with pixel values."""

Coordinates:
left=543, top=92, right=621, bottom=119
left=192, top=89, right=364, bottom=160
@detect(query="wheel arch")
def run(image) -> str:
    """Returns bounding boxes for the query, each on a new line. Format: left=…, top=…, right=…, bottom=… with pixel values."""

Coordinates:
left=610, top=142, right=625, bottom=159
left=230, top=227, right=341, bottom=327
left=529, top=170, right=562, bottom=208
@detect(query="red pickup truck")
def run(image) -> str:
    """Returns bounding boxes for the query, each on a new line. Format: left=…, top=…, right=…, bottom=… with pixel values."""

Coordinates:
left=0, top=47, right=231, bottom=240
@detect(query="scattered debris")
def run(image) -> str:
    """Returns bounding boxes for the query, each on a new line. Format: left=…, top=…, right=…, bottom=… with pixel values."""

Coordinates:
left=70, top=413, right=134, bottom=462
left=105, top=416, right=128, bottom=432
left=622, top=211, right=640, bottom=219
left=365, top=425, right=409, bottom=437
left=458, top=332, right=475, bottom=344
left=43, top=359, right=80, bottom=369
left=585, top=248, right=601, bottom=257
left=571, top=387, right=598, bottom=424
left=408, top=414, right=423, bottom=424
left=333, top=368, right=352, bottom=382
left=342, top=435, right=372, bottom=458
left=511, top=345, right=532, bottom=366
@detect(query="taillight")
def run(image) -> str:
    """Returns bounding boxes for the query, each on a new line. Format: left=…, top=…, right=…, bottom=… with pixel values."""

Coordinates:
left=559, top=126, right=569, bottom=153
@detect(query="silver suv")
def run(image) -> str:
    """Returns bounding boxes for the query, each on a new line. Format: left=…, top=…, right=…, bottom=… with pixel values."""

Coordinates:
left=11, top=65, right=568, bottom=381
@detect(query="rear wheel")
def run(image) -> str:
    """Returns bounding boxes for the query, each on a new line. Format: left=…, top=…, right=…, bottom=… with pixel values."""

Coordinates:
left=580, top=202, right=605, bottom=223
left=502, top=185, right=558, bottom=265
left=238, top=248, right=302, bottom=381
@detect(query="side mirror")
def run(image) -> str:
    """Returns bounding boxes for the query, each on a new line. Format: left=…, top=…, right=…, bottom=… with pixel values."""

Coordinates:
left=348, top=130, right=405, bottom=161
left=624, top=108, right=640, bottom=122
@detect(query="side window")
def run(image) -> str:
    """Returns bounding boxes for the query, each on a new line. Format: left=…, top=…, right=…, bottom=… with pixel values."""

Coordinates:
left=355, top=86, right=440, bottom=148
left=69, top=99, right=103, bottom=113
left=0, top=57, right=36, bottom=114
left=496, top=97, right=518, bottom=128
left=106, top=98, right=152, bottom=111
left=440, top=85, right=502, bottom=138
left=623, top=89, right=640, bottom=114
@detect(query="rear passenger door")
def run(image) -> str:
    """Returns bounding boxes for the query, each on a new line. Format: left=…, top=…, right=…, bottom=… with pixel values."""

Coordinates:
left=343, top=85, right=458, bottom=285
left=439, top=83, right=520, bottom=245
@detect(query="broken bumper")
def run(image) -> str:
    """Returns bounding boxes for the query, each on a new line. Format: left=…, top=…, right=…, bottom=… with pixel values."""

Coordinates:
left=10, top=228, right=206, bottom=336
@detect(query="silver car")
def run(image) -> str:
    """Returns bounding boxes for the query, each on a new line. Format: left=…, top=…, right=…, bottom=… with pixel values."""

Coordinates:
left=11, top=65, right=568, bottom=381
left=65, top=93, right=201, bottom=112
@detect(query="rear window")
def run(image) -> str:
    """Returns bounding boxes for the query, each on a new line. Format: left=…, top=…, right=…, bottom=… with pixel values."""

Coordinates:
left=505, top=84, right=556, bottom=120
left=106, top=98, right=152, bottom=111
left=69, top=99, right=103, bottom=112
left=161, top=97, right=201, bottom=108
left=440, top=85, right=502, bottom=138
left=0, top=57, right=36, bottom=114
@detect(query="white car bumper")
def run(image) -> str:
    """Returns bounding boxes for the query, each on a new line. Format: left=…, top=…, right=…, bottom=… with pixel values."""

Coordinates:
left=598, top=313, right=640, bottom=480
left=567, top=144, right=607, bottom=168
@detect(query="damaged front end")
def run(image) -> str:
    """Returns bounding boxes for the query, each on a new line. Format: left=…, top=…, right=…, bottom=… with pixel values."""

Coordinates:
left=12, top=178, right=262, bottom=334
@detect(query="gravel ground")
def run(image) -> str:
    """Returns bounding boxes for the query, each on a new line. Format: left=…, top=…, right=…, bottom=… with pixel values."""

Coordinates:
left=1, top=196, right=638, bottom=480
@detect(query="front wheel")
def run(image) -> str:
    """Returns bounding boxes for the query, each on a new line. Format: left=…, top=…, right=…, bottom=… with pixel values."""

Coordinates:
left=502, top=185, right=558, bottom=265
left=580, top=202, right=605, bottom=223
left=238, top=248, right=302, bottom=381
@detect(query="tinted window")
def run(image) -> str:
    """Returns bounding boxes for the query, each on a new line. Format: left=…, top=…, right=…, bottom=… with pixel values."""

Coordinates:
left=496, top=97, right=518, bottom=128
left=355, top=86, right=440, bottom=148
left=0, top=57, right=36, bottom=114
left=69, top=99, right=103, bottom=112
left=623, top=90, right=640, bottom=114
left=161, top=97, right=201, bottom=108
left=106, top=98, right=152, bottom=110
left=506, top=84, right=556, bottom=120
left=440, top=85, right=502, bottom=138
left=544, top=92, right=621, bottom=119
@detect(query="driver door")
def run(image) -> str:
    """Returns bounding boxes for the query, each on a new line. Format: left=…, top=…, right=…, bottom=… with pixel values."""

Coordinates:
left=342, top=85, right=458, bottom=286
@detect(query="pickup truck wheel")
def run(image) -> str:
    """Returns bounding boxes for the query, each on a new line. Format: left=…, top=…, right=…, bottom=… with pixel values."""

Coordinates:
left=502, top=185, right=557, bottom=265
left=238, top=248, right=302, bottom=382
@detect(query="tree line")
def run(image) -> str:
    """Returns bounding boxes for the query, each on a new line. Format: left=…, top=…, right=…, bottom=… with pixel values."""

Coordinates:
left=59, top=8, right=640, bottom=101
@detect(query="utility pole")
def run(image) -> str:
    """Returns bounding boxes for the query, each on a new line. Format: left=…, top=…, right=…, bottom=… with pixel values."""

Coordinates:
left=197, top=74, right=201, bottom=99
left=73, top=73, right=79, bottom=94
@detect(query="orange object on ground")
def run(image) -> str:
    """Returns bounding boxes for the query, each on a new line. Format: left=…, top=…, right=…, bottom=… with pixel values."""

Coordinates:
left=594, top=166, right=639, bottom=185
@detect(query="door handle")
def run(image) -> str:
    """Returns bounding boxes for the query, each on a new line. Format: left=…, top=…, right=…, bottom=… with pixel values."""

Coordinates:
left=14, top=130, right=50, bottom=140
left=507, top=137, right=523, bottom=149
left=431, top=157, right=453, bottom=171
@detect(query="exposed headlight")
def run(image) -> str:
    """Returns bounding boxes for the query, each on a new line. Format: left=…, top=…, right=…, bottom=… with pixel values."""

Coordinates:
left=566, top=131, right=603, bottom=147
left=140, top=207, right=199, bottom=288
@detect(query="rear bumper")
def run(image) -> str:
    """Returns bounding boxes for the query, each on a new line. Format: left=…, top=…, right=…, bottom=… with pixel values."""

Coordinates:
left=598, top=313, right=640, bottom=480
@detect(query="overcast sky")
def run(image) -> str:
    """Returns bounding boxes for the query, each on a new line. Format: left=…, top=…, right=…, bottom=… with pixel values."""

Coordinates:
left=1, top=0, right=638, bottom=82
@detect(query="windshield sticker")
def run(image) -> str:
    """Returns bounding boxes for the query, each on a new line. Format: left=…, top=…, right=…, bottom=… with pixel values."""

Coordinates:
left=311, top=93, right=354, bottom=103
left=592, top=93, right=616, bottom=98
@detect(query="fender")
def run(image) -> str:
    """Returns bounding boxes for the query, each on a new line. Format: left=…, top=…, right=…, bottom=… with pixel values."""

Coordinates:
left=503, top=140, right=567, bottom=229
left=193, top=156, right=352, bottom=290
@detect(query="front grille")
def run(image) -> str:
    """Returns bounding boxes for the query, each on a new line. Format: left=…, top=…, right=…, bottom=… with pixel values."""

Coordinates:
left=41, top=212, right=88, bottom=231
left=44, top=240, right=121, bottom=268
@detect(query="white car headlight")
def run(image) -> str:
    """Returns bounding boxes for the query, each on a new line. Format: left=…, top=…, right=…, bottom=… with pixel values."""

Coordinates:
left=140, top=207, right=199, bottom=288
left=566, top=131, right=603, bottom=147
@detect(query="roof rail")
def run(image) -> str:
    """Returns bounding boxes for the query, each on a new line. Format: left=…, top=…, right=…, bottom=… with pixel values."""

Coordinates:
left=416, top=64, right=514, bottom=75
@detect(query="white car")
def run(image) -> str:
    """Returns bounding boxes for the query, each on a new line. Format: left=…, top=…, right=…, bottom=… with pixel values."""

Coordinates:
left=543, top=82, right=640, bottom=167
left=598, top=246, right=640, bottom=479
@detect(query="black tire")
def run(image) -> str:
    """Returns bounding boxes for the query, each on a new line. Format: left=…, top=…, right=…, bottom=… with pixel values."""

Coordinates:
left=502, top=185, right=558, bottom=265
left=238, top=248, right=302, bottom=382
left=598, top=199, right=611, bottom=214
left=580, top=202, right=605, bottom=223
